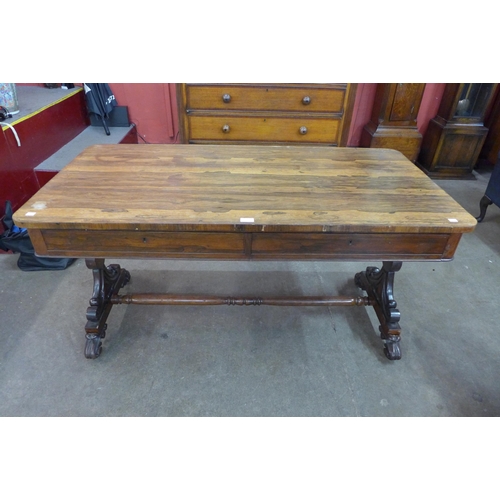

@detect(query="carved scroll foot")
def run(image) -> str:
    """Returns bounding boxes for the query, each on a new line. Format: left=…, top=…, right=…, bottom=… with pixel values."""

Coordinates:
left=355, top=261, right=403, bottom=360
left=382, top=333, right=401, bottom=360
left=84, top=259, right=131, bottom=359
left=477, top=194, right=493, bottom=222
left=85, top=333, right=103, bottom=359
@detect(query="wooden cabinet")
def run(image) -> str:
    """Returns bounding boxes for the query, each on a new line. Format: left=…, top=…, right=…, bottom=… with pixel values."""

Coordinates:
left=177, top=84, right=357, bottom=146
left=360, top=83, right=426, bottom=162
left=417, top=83, right=498, bottom=178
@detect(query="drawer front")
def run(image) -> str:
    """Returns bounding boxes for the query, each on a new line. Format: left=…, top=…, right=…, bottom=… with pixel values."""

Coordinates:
left=188, top=115, right=340, bottom=143
left=251, top=233, right=453, bottom=260
left=186, top=85, right=346, bottom=113
left=33, top=229, right=457, bottom=261
left=38, top=230, right=247, bottom=258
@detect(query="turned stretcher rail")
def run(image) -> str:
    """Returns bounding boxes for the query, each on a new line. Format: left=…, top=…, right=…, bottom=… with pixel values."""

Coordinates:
left=110, top=293, right=374, bottom=307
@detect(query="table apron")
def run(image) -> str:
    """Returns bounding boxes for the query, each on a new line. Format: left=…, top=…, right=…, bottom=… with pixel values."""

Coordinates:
left=29, top=229, right=462, bottom=261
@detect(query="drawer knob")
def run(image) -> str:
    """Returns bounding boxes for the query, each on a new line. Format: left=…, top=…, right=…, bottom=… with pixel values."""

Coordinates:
left=222, top=94, right=231, bottom=103
left=302, top=96, right=311, bottom=105
left=299, top=126, right=308, bottom=135
left=222, top=124, right=230, bottom=133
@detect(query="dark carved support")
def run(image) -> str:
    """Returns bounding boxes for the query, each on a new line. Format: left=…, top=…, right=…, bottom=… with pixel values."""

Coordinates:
left=355, top=261, right=403, bottom=360
left=477, top=194, right=493, bottom=222
left=84, top=258, right=130, bottom=359
left=81, top=259, right=403, bottom=360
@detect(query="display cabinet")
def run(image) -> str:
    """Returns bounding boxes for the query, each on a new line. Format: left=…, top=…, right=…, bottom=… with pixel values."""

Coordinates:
left=417, top=83, right=498, bottom=178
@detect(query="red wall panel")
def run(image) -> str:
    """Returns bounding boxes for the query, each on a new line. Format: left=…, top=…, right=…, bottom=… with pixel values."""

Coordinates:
left=416, top=83, right=446, bottom=136
left=109, top=83, right=179, bottom=144
left=347, top=83, right=377, bottom=146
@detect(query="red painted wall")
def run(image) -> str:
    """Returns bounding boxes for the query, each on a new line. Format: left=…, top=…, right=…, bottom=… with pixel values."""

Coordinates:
left=109, top=84, right=179, bottom=144
left=416, top=83, right=446, bottom=136
left=16, top=84, right=181, bottom=145
left=347, top=83, right=377, bottom=146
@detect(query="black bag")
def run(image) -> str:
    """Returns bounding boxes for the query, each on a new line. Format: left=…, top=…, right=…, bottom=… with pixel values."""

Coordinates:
left=0, top=201, right=75, bottom=271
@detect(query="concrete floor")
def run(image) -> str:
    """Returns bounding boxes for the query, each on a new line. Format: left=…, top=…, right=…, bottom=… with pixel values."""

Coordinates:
left=1, top=166, right=499, bottom=417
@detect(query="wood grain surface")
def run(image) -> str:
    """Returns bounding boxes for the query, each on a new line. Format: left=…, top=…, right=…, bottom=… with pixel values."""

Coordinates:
left=14, top=144, right=477, bottom=235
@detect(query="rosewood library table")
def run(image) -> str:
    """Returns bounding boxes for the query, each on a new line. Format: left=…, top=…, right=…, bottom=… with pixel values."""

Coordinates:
left=14, top=144, right=477, bottom=360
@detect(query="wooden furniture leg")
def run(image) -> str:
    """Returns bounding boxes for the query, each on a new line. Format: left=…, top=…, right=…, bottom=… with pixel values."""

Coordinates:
left=84, top=258, right=130, bottom=359
left=477, top=195, right=493, bottom=222
left=355, top=261, right=403, bottom=360
left=82, top=258, right=404, bottom=360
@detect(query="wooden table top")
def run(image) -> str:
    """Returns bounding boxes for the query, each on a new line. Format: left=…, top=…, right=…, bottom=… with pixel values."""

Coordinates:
left=14, top=144, right=477, bottom=234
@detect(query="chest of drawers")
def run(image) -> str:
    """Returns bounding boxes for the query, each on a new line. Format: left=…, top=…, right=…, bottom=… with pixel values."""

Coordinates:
left=177, top=84, right=357, bottom=146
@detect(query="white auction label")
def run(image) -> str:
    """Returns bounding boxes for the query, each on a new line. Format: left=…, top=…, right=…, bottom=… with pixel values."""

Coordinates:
left=240, top=218, right=254, bottom=223
left=25, top=212, right=36, bottom=216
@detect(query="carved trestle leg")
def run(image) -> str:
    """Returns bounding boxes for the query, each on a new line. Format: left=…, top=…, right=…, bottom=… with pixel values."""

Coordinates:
left=355, top=261, right=403, bottom=360
left=84, top=258, right=131, bottom=359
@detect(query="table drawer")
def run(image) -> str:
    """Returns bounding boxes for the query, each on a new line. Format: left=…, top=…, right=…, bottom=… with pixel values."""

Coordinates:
left=188, top=115, right=341, bottom=144
left=251, top=233, right=454, bottom=260
left=36, top=230, right=247, bottom=258
left=32, top=228, right=458, bottom=262
left=186, top=85, right=347, bottom=113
